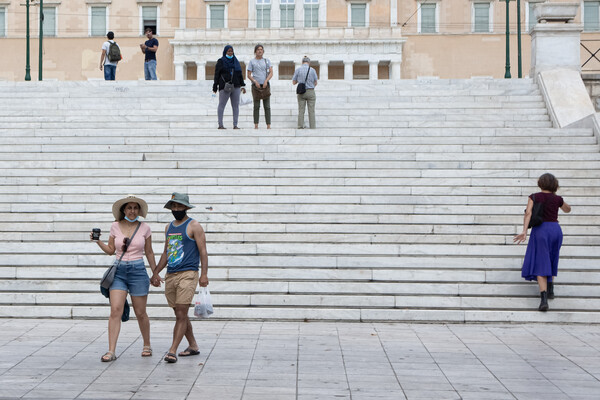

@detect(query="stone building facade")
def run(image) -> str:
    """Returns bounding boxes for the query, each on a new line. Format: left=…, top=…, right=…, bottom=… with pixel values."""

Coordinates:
left=0, top=0, right=598, bottom=81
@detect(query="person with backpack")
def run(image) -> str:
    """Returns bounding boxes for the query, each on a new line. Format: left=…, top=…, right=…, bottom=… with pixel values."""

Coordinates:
left=99, top=31, right=121, bottom=81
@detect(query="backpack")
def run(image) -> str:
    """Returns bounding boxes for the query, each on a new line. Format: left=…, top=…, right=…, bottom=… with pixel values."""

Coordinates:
left=528, top=193, right=545, bottom=229
left=107, top=41, right=121, bottom=62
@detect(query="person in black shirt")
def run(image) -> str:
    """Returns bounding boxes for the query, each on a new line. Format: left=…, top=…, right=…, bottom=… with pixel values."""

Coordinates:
left=140, top=28, right=159, bottom=80
left=213, top=45, right=246, bottom=129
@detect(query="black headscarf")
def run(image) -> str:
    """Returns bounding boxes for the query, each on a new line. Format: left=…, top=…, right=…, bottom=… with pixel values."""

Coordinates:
left=221, top=45, right=242, bottom=72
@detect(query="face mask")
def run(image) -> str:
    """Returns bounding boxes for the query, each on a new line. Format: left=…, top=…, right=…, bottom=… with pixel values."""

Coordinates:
left=172, top=210, right=186, bottom=221
left=124, top=216, right=139, bottom=222
left=226, top=55, right=233, bottom=59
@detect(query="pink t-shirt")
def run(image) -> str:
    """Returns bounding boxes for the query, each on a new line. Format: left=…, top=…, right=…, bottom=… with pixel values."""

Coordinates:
left=110, top=221, right=152, bottom=261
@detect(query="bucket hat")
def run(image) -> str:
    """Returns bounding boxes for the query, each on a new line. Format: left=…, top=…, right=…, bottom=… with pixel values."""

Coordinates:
left=112, top=195, right=148, bottom=220
left=164, top=192, right=195, bottom=209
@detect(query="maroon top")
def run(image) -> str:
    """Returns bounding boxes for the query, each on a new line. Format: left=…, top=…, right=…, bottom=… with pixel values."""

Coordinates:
left=529, top=192, right=564, bottom=222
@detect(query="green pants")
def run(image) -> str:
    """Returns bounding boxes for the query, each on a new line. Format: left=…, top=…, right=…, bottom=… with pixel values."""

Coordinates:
left=297, top=89, right=316, bottom=129
left=253, top=96, right=271, bottom=125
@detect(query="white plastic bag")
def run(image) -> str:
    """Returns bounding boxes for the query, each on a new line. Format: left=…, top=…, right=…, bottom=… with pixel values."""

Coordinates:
left=194, top=287, right=214, bottom=318
left=239, top=92, right=253, bottom=106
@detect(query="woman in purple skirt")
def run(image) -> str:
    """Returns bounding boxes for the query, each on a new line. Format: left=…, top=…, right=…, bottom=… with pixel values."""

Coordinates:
left=514, top=173, right=571, bottom=311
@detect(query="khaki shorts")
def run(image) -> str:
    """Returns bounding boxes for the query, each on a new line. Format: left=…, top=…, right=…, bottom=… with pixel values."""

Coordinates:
left=165, top=270, right=199, bottom=308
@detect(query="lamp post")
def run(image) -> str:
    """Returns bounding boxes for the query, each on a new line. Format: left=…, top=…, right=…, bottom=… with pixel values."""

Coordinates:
left=39, top=0, right=44, bottom=81
left=503, top=0, right=511, bottom=78
left=517, top=0, right=522, bottom=78
left=25, top=0, right=31, bottom=81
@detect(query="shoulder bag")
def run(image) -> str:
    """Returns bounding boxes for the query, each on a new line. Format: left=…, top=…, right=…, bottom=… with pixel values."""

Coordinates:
left=296, top=67, right=311, bottom=95
left=528, top=193, right=545, bottom=229
left=222, top=69, right=235, bottom=93
left=252, top=59, right=271, bottom=100
left=100, top=222, right=141, bottom=289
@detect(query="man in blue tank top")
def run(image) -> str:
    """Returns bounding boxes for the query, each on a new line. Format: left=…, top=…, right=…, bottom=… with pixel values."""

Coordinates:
left=153, top=193, right=209, bottom=363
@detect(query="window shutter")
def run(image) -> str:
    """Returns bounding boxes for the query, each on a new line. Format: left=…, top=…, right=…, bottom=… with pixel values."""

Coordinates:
left=584, top=1, right=600, bottom=32
left=280, top=4, right=295, bottom=28
left=473, top=3, right=489, bottom=32
left=0, top=8, right=5, bottom=37
left=528, top=3, right=536, bottom=31
left=351, top=4, right=366, bottom=27
left=304, top=5, right=318, bottom=28
left=91, top=7, right=106, bottom=37
left=43, top=7, right=56, bottom=36
left=210, top=5, right=225, bottom=28
left=420, top=4, right=436, bottom=33
left=257, top=5, right=271, bottom=28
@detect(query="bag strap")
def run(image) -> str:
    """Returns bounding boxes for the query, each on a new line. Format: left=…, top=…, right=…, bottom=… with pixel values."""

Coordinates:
left=220, top=68, right=235, bottom=84
left=304, top=66, right=310, bottom=82
left=116, top=222, right=141, bottom=264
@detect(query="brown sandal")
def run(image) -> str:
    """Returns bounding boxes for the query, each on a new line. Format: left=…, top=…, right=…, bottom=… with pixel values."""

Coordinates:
left=142, top=346, right=152, bottom=357
left=101, top=351, right=117, bottom=362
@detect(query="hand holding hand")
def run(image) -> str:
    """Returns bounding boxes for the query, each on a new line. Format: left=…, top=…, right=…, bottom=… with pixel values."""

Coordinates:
left=150, top=273, right=163, bottom=287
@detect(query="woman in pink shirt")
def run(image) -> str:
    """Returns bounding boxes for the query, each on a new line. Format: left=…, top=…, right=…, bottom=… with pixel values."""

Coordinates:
left=92, top=195, right=157, bottom=362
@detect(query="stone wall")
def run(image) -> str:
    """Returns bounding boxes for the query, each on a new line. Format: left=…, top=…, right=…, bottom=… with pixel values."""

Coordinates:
left=582, top=74, right=600, bottom=112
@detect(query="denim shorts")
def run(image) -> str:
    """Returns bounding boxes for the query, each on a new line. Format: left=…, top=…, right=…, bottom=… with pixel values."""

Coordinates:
left=110, top=259, right=150, bottom=297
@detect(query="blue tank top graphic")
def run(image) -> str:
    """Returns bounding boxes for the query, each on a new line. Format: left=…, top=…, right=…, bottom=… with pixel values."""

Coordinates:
left=166, top=218, right=200, bottom=274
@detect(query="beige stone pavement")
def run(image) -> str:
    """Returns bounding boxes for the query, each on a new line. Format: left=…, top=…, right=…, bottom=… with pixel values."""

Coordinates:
left=0, top=319, right=599, bottom=399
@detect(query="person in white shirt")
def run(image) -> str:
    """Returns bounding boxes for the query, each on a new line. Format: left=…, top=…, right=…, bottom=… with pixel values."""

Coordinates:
left=99, top=31, right=120, bottom=81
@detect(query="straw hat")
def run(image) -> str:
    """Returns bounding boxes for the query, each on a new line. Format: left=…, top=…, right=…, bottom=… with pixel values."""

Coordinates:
left=112, top=195, right=148, bottom=220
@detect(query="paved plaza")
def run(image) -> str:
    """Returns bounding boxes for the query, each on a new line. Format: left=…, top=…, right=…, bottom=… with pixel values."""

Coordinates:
left=0, top=319, right=599, bottom=399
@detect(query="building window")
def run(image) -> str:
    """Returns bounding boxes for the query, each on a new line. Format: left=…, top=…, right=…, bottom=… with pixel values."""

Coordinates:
left=527, top=2, right=536, bottom=31
left=210, top=4, right=225, bottom=28
left=90, top=6, right=107, bottom=37
left=584, top=1, right=600, bottom=32
left=256, top=0, right=271, bottom=28
left=304, top=0, right=318, bottom=28
left=473, top=2, right=491, bottom=32
left=142, top=6, right=157, bottom=34
left=0, top=7, right=5, bottom=38
left=418, top=3, right=436, bottom=33
left=281, top=0, right=295, bottom=28
left=42, top=7, right=57, bottom=37
left=350, top=3, right=367, bottom=27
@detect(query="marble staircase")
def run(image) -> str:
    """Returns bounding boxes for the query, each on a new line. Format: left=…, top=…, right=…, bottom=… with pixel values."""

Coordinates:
left=0, top=79, right=598, bottom=323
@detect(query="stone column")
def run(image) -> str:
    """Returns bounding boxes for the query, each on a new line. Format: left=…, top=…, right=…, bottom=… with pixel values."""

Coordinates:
left=529, top=3, right=582, bottom=79
left=390, top=61, right=401, bottom=80
left=174, top=61, right=185, bottom=81
left=319, top=62, right=328, bottom=80
left=272, top=62, right=279, bottom=80
left=369, top=61, right=379, bottom=80
left=344, top=61, right=353, bottom=81
left=179, top=0, right=187, bottom=29
left=196, top=62, right=206, bottom=80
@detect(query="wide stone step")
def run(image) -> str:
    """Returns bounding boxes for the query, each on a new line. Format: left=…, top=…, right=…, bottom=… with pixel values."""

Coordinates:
left=1, top=291, right=599, bottom=312
left=2, top=242, right=599, bottom=258
left=7, top=135, right=594, bottom=146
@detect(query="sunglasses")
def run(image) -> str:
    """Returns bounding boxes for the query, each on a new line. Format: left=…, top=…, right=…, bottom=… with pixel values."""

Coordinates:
left=122, top=238, right=131, bottom=253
